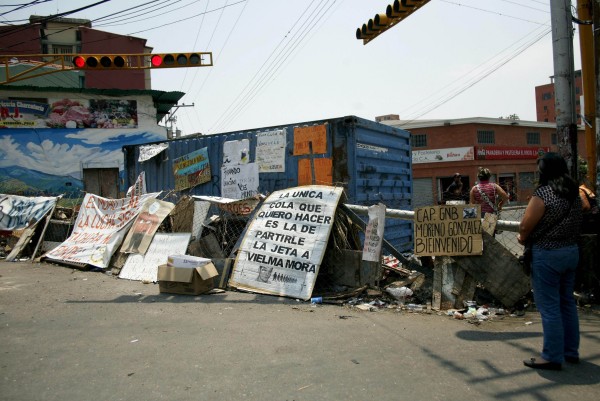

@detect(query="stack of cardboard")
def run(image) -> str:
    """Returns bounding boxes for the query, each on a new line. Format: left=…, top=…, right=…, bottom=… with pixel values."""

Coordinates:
left=157, top=255, right=219, bottom=295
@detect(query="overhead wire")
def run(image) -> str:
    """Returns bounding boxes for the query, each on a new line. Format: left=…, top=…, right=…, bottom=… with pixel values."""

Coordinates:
left=204, top=0, right=318, bottom=134
left=214, top=0, right=339, bottom=134
left=183, top=0, right=250, bottom=135
left=93, top=0, right=195, bottom=27
left=0, top=0, right=51, bottom=18
left=439, top=0, right=549, bottom=26
left=0, top=0, right=112, bottom=43
left=208, top=0, right=336, bottom=134
left=398, top=25, right=551, bottom=125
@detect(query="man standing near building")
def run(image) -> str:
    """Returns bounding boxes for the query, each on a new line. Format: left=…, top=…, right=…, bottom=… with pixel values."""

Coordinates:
left=444, top=173, right=465, bottom=203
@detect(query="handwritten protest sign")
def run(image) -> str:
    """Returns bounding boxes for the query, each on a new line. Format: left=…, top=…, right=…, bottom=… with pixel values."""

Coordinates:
left=362, top=203, right=386, bottom=262
left=256, top=129, right=286, bottom=173
left=173, top=147, right=211, bottom=191
left=221, top=163, right=259, bottom=199
left=44, top=192, right=159, bottom=268
left=414, top=204, right=482, bottom=257
left=229, top=185, right=343, bottom=300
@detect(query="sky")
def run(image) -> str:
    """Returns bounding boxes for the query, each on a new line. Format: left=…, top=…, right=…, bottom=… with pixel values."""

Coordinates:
left=1, top=0, right=583, bottom=136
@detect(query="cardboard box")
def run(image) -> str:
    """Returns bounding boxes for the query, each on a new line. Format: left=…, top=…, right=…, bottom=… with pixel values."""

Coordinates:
left=167, top=254, right=212, bottom=268
left=157, top=262, right=219, bottom=295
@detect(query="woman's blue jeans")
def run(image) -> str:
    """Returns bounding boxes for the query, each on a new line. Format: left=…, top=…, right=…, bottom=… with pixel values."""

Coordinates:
left=531, top=245, right=580, bottom=364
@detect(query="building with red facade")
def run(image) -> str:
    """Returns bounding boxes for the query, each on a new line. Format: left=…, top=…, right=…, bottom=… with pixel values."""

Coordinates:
left=535, top=69, right=583, bottom=123
left=0, top=15, right=151, bottom=90
left=380, top=117, right=587, bottom=207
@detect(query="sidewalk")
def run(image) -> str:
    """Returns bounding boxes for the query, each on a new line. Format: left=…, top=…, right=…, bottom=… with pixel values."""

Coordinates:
left=1, top=260, right=599, bottom=401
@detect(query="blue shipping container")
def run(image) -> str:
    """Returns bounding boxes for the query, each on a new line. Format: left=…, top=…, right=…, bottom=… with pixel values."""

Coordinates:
left=123, top=115, right=413, bottom=250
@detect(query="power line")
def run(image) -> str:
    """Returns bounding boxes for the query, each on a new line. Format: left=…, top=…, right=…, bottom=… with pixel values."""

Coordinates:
left=208, top=0, right=337, bottom=134
left=398, top=26, right=551, bottom=125
left=439, top=0, right=550, bottom=26
left=0, top=0, right=51, bottom=18
left=215, top=0, right=339, bottom=134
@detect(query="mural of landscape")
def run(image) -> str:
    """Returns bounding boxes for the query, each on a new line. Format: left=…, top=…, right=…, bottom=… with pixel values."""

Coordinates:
left=0, top=128, right=165, bottom=196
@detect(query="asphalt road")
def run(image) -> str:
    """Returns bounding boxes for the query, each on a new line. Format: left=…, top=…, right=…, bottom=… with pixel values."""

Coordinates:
left=1, top=260, right=599, bottom=401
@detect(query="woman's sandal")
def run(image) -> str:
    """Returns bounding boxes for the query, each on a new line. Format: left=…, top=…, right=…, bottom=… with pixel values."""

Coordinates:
left=523, top=357, right=562, bottom=370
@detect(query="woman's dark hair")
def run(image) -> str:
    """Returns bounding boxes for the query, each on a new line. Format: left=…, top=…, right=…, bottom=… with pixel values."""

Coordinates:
left=477, top=167, right=491, bottom=181
left=537, top=152, right=578, bottom=201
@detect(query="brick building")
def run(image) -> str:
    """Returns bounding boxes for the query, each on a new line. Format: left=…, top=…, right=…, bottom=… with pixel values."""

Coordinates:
left=0, top=15, right=151, bottom=90
left=535, top=69, right=583, bottom=123
left=380, top=117, right=587, bottom=207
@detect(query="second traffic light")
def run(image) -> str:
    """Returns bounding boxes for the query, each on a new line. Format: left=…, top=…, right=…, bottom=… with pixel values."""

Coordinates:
left=356, top=0, right=430, bottom=45
left=149, top=53, right=212, bottom=68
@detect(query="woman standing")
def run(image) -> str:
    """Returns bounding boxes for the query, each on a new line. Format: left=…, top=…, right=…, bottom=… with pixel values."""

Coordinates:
left=518, top=152, right=583, bottom=370
left=469, top=167, right=509, bottom=217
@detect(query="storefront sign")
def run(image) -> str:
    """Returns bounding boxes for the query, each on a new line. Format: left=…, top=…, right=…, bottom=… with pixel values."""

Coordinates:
left=412, top=147, right=474, bottom=164
left=476, top=146, right=550, bottom=160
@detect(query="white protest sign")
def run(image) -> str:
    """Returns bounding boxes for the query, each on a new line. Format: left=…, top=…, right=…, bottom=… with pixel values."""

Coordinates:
left=256, top=129, right=286, bottom=173
left=221, top=163, right=259, bottom=199
left=362, top=203, right=386, bottom=262
left=44, top=192, right=160, bottom=268
left=119, top=233, right=191, bottom=281
left=229, top=185, right=343, bottom=300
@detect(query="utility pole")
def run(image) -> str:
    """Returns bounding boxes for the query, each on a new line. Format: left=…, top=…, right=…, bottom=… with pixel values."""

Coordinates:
left=550, top=0, right=578, bottom=178
left=594, top=0, right=600, bottom=192
left=578, top=0, right=597, bottom=192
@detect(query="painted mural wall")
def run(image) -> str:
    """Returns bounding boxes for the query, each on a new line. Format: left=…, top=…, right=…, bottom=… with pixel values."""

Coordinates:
left=0, top=91, right=166, bottom=196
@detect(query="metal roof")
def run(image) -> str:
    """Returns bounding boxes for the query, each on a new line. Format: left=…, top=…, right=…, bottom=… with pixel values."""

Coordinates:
left=0, top=84, right=184, bottom=122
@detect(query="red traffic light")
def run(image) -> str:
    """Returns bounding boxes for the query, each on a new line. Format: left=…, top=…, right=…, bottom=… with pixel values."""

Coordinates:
left=73, top=56, right=85, bottom=68
left=151, top=54, right=163, bottom=67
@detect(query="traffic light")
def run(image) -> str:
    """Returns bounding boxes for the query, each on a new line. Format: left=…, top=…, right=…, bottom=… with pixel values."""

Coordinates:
left=72, top=55, right=126, bottom=69
left=356, top=0, right=430, bottom=45
left=149, top=53, right=212, bottom=68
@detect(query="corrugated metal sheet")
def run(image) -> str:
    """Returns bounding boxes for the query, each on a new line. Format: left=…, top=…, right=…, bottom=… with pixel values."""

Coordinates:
left=124, top=115, right=413, bottom=250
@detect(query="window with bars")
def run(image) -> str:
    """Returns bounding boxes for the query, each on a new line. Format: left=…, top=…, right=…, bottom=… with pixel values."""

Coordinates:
left=411, top=134, right=427, bottom=148
left=52, top=45, right=75, bottom=62
left=477, top=130, right=495, bottom=144
left=526, top=132, right=540, bottom=145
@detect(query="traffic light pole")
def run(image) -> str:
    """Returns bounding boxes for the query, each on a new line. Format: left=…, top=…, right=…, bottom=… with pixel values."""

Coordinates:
left=550, top=0, right=579, bottom=179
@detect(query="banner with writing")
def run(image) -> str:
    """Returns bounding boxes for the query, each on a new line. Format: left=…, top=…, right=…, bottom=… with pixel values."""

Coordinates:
left=44, top=192, right=159, bottom=268
left=173, top=147, right=211, bottom=191
left=229, top=185, right=343, bottom=300
left=0, top=194, right=58, bottom=231
left=414, top=204, right=482, bottom=257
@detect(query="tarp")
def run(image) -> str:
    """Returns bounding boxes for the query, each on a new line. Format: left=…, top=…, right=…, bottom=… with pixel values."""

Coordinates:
left=0, top=194, right=58, bottom=231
